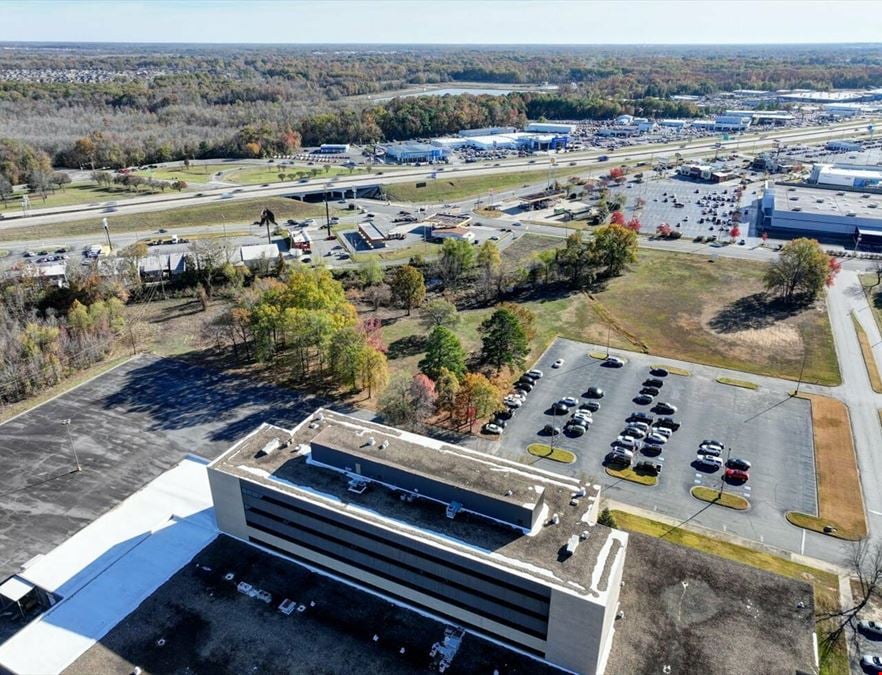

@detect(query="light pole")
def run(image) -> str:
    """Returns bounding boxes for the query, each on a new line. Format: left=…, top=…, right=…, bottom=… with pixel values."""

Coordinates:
left=60, top=419, right=81, bottom=472
left=102, top=217, right=113, bottom=252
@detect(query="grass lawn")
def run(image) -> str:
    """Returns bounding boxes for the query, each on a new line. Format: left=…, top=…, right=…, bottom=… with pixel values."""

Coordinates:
left=526, top=443, right=576, bottom=464
left=605, top=466, right=657, bottom=486
left=351, top=242, right=440, bottom=264
left=716, top=376, right=758, bottom=390
left=500, top=234, right=558, bottom=272
left=0, top=196, right=331, bottom=243
left=384, top=168, right=581, bottom=203
left=786, top=393, right=867, bottom=541
left=691, top=485, right=750, bottom=510
left=6, top=182, right=169, bottom=211
left=610, top=510, right=847, bottom=675
left=380, top=249, right=840, bottom=388
left=132, top=162, right=247, bottom=182
left=851, top=312, right=882, bottom=393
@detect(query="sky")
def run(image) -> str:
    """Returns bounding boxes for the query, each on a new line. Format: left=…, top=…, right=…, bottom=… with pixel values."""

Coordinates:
left=1, top=0, right=881, bottom=45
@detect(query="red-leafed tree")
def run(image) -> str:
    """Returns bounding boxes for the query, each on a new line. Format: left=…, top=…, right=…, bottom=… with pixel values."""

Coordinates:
left=410, top=373, right=438, bottom=421
left=609, top=166, right=626, bottom=183
left=626, top=217, right=642, bottom=232
left=827, top=257, right=842, bottom=287
left=610, top=210, right=626, bottom=225
left=656, top=223, right=672, bottom=238
left=358, top=316, right=387, bottom=353
left=730, top=225, right=741, bottom=240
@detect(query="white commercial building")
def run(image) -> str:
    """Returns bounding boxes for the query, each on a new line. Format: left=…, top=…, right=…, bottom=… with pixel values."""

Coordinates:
left=714, top=115, right=752, bottom=132
left=524, top=122, right=577, bottom=134
left=810, top=164, right=882, bottom=189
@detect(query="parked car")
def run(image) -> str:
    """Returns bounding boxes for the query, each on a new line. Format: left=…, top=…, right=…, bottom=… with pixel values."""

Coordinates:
left=646, top=432, right=668, bottom=445
left=483, top=423, right=503, bottom=435
left=613, top=436, right=638, bottom=450
left=607, top=448, right=633, bottom=464
left=641, top=386, right=660, bottom=396
left=560, top=396, right=578, bottom=407
left=701, top=439, right=724, bottom=451
left=725, top=457, right=751, bottom=471
left=635, top=460, right=663, bottom=476
left=858, top=620, right=882, bottom=639
left=586, top=386, right=604, bottom=398
left=655, top=402, right=678, bottom=414
left=566, top=424, right=587, bottom=437
left=861, top=654, right=882, bottom=670
left=622, top=426, right=647, bottom=440
left=527, top=369, right=544, bottom=379
left=725, top=468, right=749, bottom=482
left=697, top=445, right=722, bottom=457
left=494, top=408, right=513, bottom=421
left=629, top=420, right=650, bottom=432
left=650, top=425, right=672, bottom=438
left=695, top=454, right=723, bottom=469
left=650, top=367, right=669, bottom=377
left=505, top=398, right=524, bottom=409
left=552, top=358, right=564, bottom=368
left=579, top=401, right=601, bottom=412
left=604, top=356, right=625, bottom=367
left=551, top=402, right=570, bottom=414
left=641, top=442, right=663, bottom=456
left=542, top=424, right=562, bottom=435
left=644, top=378, right=664, bottom=388
left=634, top=394, right=654, bottom=405
left=516, top=382, right=534, bottom=393
left=520, top=373, right=538, bottom=384
left=655, top=417, right=680, bottom=431
left=629, top=411, right=654, bottom=424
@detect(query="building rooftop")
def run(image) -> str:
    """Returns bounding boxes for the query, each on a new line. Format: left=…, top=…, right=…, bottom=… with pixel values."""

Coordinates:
left=358, top=221, right=388, bottom=240
left=424, top=212, right=471, bottom=228
left=772, top=184, right=882, bottom=218
left=211, top=410, right=619, bottom=599
left=65, top=535, right=566, bottom=675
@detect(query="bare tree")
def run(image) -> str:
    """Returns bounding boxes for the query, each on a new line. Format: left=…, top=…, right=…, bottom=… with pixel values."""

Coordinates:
left=818, top=540, right=882, bottom=657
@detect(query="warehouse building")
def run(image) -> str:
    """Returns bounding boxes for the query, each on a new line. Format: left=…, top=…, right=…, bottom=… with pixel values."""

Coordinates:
left=458, top=126, right=517, bottom=137
left=825, top=140, right=863, bottom=152
left=383, top=142, right=445, bottom=164
left=525, top=122, right=577, bottom=134
left=760, top=184, right=882, bottom=245
left=208, top=410, right=627, bottom=675
left=810, top=163, right=882, bottom=189
left=713, top=115, right=752, bottom=132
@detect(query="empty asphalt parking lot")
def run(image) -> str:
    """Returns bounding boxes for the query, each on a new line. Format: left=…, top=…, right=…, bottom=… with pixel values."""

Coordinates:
left=478, top=337, right=821, bottom=559
left=0, top=354, right=315, bottom=581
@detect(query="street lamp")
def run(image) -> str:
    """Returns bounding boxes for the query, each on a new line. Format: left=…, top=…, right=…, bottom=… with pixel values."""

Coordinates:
left=102, top=217, right=113, bottom=252
left=60, top=419, right=81, bottom=472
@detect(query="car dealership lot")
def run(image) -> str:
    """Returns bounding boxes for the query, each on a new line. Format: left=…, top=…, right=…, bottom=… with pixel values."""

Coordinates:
left=484, top=338, right=817, bottom=553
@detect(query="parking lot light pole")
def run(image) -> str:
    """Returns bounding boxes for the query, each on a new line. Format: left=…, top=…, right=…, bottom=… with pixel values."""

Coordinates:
left=60, top=419, right=81, bottom=472
left=719, top=446, right=731, bottom=499
left=102, top=217, right=113, bottom=252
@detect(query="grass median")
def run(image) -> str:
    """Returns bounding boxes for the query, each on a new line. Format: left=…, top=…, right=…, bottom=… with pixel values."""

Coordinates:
left=384, top=168, right=580, bottom=203
left=0, top=196, right=331, bottom=243
left=605, top=465, right=657, bottom=486
left=691, top=485, right=750, bottom=510
left=526, top=443, right=576, bottom=464
left=610, top=510, right=846, bottom=675
left=716, top=376, right=758, bottom=390
left=786, top=393, right=867, bottom=541
left=851, top=312, right=882, bottom=393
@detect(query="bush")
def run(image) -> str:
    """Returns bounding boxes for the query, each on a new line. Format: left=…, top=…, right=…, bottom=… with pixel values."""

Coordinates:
left=598, top=507, right=618, bottom=528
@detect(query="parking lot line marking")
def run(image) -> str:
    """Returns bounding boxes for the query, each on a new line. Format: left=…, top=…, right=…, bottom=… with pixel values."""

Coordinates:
left=693, top=479, right=701, bottom=484
left=800, top=529, right=806, bottom=555
left=869, top=510, right=882, bottom=517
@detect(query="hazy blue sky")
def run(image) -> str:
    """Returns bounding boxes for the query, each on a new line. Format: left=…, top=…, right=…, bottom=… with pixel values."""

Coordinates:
left=1, top=0, right=880, bottom=45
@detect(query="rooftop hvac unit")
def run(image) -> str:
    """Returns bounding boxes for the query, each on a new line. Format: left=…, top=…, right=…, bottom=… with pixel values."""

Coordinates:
left=565, top=535, right=580, bottom=556
left=255, top=438, right=280, bottom=459
left=379, top=440, right=389, bottom=449
left=367, top=437, right=376, bottom=446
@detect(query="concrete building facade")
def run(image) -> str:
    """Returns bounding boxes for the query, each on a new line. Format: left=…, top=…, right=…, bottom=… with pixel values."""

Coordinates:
left=207, top=410, right=627, bottom=675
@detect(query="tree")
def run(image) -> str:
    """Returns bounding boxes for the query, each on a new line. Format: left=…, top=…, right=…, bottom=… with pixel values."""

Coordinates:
left=610, top=210, right=626, bottom=225
left=439, top=238, right=477, bottom=289
left=409, top=373, right=438, bottom=425
left=420, top=326, right=467, bottom=380
left=357, top=258, right=384, bottom=288
left=420, top=299, right=460, bottom=331
left=609, top=166, right=626, bottom=182
left=455, top=373, right=501, bottom=432
left=592, top=223, right=638, bottom=277
left=763, top=237, right=832, bottom=303
left=434, top=367, right=460, bottom=419
left=597, top=507, right=618, bottom=528
left=656, top=223, right=673, bottom=238
left=0, top=175, right=12, bottom=207
left=479, top=308, right=530, bottom=373
left=389, top=265, right=425, bottom=315
left=729, top=225, right=741, bottom=240
left=818, top=540, right=882, bottom=658
left=476, top=240, right=502, bottom=298
left=359, top=346, right=389, bottom=398
left=625, top=217, right=641, bottom=233
left=329, top=327, right=366, bottom=391
left=378, top=372, right=434, bottom=430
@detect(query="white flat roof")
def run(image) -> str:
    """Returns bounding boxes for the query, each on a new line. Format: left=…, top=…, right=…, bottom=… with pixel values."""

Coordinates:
left=0, top=576, right=34, bottom=603
left=0, top=456, right=216, bottom=675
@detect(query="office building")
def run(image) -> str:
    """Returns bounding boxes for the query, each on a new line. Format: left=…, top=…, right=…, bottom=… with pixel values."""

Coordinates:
left=208, top=410, right=627, bottom=675
left=383, top=142, right=445, bottom=164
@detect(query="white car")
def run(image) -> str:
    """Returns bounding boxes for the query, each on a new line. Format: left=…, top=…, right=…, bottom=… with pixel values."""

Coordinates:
left=560, top=396, right=578, bottom=407
left=483, top=423, right=503, bottom=435
left=646, top=433, right=668, bottom=445
left=572, top=412, right=593, bottom=425
left=527, top=369, right=544, bottom=379
left=651, top=426, right=672, bottom=438
left=695, top=454, right=722, bottom=469
left=552, top=359, right=564, bottom=368
left=614, top=436, right=638, bottom=450
left=622, top=427, right=647, bottom=440
left=504, top=397, right=523, bottom=409
left=630, top=421, right=650, bottom=432
left=605, top=356, right=625, bottom=367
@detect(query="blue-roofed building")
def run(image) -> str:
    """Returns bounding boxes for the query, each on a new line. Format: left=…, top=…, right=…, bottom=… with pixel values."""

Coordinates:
left=383, top=142, right=445, bottom=164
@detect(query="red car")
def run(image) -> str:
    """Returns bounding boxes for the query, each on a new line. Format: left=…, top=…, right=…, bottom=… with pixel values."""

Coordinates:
left=725, top=468, right=749, bottom=482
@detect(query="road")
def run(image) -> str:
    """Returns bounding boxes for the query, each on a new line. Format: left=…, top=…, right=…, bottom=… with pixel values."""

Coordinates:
left=3, top=117, right=878, bottom=233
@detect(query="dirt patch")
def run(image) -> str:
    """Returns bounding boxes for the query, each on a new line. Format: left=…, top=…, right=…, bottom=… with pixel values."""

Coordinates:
left=700, top=301, right=802, bottom=361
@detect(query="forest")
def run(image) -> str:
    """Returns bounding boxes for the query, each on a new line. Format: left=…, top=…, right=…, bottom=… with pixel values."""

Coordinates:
left=2, top=42, right=882, bottom=173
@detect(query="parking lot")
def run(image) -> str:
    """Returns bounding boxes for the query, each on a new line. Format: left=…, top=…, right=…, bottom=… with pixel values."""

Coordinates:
left=480, top=337, right=817, bottom=555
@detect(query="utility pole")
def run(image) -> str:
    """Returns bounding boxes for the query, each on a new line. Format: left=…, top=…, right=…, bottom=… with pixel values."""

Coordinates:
left=324, top=188, right=332, bottom=239
left=60, top=419, right=81, bottom=472
left=719, top=446, right=731, bottom=500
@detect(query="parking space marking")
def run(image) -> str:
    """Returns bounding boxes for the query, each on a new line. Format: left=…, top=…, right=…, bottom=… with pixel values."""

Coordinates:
left=800, top=528, right=806, bottom=555
left=869, top=509, right=882, bottom=517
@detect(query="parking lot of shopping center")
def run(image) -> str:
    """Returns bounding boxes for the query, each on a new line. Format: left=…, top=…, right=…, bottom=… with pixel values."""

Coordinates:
left=483, top=338, right=817, bottom=531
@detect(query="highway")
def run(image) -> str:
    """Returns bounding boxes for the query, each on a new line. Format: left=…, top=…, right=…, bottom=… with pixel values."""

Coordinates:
left=2, top=117, right=879, bottom=235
